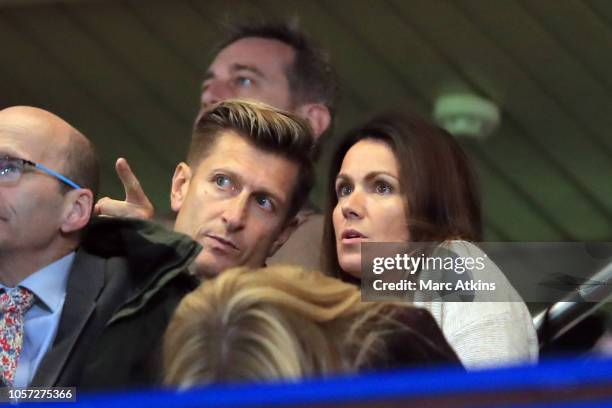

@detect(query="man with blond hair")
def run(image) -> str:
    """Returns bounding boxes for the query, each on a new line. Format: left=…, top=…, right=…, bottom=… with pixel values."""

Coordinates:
left=170, top=99, right=315, bottom=278
left=80, top=99, right=316, bottom=388
left=96, top=20, right=336, bottom=270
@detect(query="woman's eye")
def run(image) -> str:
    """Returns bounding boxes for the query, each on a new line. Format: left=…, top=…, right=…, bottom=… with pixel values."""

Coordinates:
left=336, top=183, right=353, bottom=198
left=374, top=181, right=393, bottom=195
left=214, top=175, right=232, bottom=189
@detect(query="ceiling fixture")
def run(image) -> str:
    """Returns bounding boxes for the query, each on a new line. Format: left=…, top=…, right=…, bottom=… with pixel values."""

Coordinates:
left=433, top=94, right=501, bottom=140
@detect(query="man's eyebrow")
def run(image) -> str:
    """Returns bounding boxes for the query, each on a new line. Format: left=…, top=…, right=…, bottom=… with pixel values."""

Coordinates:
left=0, top=147, right=24, bottom=159
left=231, top=64, right=266, bottom=79
left=202, top=64, right=266, bottom=85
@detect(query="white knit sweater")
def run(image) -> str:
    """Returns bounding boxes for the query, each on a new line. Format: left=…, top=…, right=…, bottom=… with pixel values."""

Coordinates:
left=413, top=241, right=538, bottom=369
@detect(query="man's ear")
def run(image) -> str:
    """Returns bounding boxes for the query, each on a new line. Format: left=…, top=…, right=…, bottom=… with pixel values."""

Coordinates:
left=295, top=103, right=331, bottom=139
left=170, top=162, right=192, bottom=212
left=267, top=214, right=307, bottom=257
left=60, top=189, right=94, bottom=234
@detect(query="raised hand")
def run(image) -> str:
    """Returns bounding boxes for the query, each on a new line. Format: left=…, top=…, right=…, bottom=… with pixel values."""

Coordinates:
left=94, top=158, right=154, bottom=220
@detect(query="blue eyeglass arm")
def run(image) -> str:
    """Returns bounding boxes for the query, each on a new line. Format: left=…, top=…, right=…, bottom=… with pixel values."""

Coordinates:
left=35, top=163, right=82, bottom=190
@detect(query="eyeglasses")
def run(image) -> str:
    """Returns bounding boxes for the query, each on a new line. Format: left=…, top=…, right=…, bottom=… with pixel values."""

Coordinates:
left=0, top=156, right=81, bottom=189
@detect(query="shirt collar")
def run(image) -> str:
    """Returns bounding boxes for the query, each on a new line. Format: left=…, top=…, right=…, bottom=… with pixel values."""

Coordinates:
left=2, top=253, right=75, bottom=312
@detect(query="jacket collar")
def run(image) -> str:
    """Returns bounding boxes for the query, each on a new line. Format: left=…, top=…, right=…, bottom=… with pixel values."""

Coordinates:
left=81, top=217, right=201, bottom=322
left=82, top=217, right=199, bottom=279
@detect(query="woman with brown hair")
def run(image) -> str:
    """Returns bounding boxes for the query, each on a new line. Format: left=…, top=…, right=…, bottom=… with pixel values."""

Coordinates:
left=322, top=111, right=537, bottom=368
left=163, top=265, right=461, bottom=387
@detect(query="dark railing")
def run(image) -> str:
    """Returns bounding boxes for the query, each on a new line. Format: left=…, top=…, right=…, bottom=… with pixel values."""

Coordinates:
left=534, top=261, right=612, bottom=347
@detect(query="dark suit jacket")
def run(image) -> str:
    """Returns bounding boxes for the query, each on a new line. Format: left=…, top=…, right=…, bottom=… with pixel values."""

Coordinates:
left=30, top=218, right=200, bottom=389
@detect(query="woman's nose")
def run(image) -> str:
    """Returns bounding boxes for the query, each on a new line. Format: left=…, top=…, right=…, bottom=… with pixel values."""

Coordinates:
left=341, top=190, right=365, bottom=219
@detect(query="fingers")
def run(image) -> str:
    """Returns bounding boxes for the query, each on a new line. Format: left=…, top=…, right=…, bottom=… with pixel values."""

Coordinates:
left=93, top=157, right=155, bottom=220
left=94, top=196, right=153, bottom=220
left=115, top=158, right=152, bottom=207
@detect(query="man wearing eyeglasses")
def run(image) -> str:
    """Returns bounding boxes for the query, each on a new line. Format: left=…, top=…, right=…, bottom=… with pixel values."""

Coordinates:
left=0, top=106, right=198, bottom=389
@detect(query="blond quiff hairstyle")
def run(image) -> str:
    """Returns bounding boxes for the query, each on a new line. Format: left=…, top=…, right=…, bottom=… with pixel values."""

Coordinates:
left=188, top=99, right=315, bottom=220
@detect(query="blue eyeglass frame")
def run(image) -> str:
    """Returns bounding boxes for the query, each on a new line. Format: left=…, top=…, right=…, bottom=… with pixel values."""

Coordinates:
left=0, top=156, right=82, bottom=189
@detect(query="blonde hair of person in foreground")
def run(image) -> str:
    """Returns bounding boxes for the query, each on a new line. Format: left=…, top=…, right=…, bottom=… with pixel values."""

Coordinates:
left=163, top=265, right=460, bottom=387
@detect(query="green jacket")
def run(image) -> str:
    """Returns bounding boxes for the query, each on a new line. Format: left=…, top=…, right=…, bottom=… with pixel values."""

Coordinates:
left=31, top=217, right=201, bottom=390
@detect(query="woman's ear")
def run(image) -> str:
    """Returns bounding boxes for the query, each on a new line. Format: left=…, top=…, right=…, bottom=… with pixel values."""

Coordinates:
left=295, top=103, right=331, bottom=139
left=60, top=189, right=94, bottom=233
left=170, top=162, right=192, bottom=213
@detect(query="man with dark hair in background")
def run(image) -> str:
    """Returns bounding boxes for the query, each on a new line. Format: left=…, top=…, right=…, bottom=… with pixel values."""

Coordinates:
left=95, top=20, right=339, bottom=270
left=201, top=20, right=337, bottom=138
left=0, top=106, right=198, bottom=389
